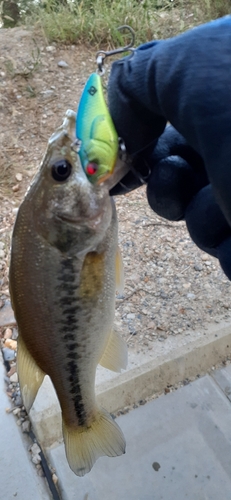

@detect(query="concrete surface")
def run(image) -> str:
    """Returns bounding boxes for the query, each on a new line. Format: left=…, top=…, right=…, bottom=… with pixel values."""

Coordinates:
left=31, top=320, right=231, bottom=447
left=48, top=369, right=231, bottom=500
left=0, top=354, right=51, bottom=500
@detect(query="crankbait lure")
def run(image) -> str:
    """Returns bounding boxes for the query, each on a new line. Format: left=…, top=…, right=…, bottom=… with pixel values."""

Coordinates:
left=76, top=26, right=135, bottom=185
left=76, top=72, right=118, bottom=184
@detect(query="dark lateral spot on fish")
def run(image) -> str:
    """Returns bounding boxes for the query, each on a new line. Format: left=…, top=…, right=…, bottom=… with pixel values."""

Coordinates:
left=59, top=296, right=77, bottom=306
left=59, top=273, right=76, bottom=283
left=67, top=352, right=77, bottom=359
left=152, top=462, right=161, bottom=472
left=57, top=283, right=76, bottom=294
left=64, top=359, right=86, bottom=425
left=62, top=306, right=80, bottom=316
left=66, top=343, right=78, bottom=351
left=63, top=333, right=76, bottom=341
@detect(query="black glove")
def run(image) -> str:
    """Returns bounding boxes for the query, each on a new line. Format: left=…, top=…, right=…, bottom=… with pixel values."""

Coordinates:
left=108, top=16, right=231, bottom=279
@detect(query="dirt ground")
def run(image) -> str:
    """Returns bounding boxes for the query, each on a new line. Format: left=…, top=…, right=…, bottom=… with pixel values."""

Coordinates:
left=1, top=27, right=231, bottom=359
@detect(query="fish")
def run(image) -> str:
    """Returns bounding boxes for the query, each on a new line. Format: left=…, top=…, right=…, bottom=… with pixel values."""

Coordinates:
left=9, top=109, right=127, bottom=477
left=76, top=72, right=119, bottom=184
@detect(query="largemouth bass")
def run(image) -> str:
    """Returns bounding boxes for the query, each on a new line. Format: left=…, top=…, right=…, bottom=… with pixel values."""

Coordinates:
left=9, top=109, right=127, bottom=477
left=76, top=73, right=118, bottom=184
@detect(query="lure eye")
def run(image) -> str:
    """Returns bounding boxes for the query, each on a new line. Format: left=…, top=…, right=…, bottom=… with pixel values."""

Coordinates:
left=51, top=160, right=72, bottom=182
left=85, top=163, right=98, bottom=176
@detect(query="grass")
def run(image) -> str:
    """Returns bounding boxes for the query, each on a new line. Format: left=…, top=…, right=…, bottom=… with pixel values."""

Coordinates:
left=21, top=0, right=231, bottom=47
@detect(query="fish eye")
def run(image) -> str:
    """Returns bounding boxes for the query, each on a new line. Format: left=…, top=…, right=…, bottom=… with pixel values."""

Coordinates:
left=51, top=159, right=72, bottom=182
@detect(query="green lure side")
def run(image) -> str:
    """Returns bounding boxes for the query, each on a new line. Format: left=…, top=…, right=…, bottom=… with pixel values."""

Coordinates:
left=76, top=73, right=118, bottom=184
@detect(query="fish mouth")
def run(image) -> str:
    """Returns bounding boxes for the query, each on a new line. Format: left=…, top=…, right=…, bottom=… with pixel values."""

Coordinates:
left=55, top=211, right=104, bottom=226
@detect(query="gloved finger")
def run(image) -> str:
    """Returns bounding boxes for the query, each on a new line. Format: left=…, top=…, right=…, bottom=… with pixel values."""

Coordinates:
left=108, top=58, right=166, bottom=154
left=185, top=184, right=231, bottom=253
left=147, top=155, right=208, bottom=221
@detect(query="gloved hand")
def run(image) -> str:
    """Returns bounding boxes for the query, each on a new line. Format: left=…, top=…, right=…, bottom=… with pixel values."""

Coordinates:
left=108, top=15, right=231, bottom=279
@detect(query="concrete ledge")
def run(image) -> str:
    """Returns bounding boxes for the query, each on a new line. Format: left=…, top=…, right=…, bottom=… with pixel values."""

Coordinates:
left=29, top=321, right=231, bottom=448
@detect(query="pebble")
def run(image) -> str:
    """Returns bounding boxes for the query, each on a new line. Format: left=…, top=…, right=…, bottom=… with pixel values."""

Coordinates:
left=32, top=454, right=41, bottom=465
left=13, top=408, right=21, bottom=416
left=0, top=249, right=5, bottom=258
left=22, top=419, right=31, bottom=433
left=187, top=293, right=196, bottom=300
left=194, top=264, right=203, bottom=271
left=127, top=313, right=135, bottom=320
left=0, top=242, right=4, bottom=249
left=0, top=301, right=16, bottom=327
left=46, top=45, right=56, bottom=52
left=40, top=90, right=55, bottom=98
left=14, top=394, right=22, bottom=406
left=5, top=339, right=17, bottom=350
left=2, top=347, right=15, bottom=362
left=4, top=328, right=13, bottom=339
left=52, top=473, right=58, bottom=485
left=8, top=365, right=16, bottom=377
left=31, top=443, right=41, bottom=455
left=12, top=184, right=19, bottom=192
left=57, top=60, right=68, bottom=68
left=10, top=372, right=18, bottom=383
left=15, top=173, right=22, bottom=182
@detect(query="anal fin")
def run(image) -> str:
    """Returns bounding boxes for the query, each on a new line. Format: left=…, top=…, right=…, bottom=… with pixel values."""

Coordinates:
left=63, top=407, right=126, bottom=477
left=99, top=330, right=127, bottom=373
left=17, top=335, right=45, bottom=412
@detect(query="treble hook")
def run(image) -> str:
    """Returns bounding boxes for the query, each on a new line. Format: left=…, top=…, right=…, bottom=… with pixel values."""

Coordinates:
left=96, top=25, right=135, bottom=75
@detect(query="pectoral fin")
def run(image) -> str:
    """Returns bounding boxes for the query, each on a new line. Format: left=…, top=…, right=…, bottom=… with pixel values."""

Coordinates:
left=116, top=246, right=124, bottom=294
left=17, top=335, right=45, bottom=412
left=99, top=330, right=127, bottom=373
left=63, top=407, right=126, bottom=477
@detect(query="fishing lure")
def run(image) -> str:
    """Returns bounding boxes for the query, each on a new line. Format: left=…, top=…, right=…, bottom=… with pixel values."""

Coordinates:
left=76, top=26, right=135, bottom=185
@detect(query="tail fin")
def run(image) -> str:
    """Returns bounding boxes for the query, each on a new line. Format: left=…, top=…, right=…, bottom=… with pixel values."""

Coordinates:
left=62, top=408, right=126, bottom=477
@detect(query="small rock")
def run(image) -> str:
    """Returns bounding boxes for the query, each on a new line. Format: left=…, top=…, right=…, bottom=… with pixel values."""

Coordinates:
left=22, top=420, right=31, bottom=433
left=38, top=468, right=45, bottom=477
left=12, top=184, right=19, bottom=192
left=57, top=60, right=68, bottom=68
left=52, top=474, right=58, bottom=485
left=32, top=454, right=41, bottom=465
left=40, top=90, right=55, bottom=99
left=127, top=313, right=135, bottom=320
left=4, top=328, right=13, bottom=339
left=0, top=242, right=4, bottom=249
left=31, top=443, right=41, bottom=455
left=10, top=372, right=18, bottom=383
left=5, top=339, right=17, bottom=350
left=187, top=293, right=196, bottom=300
left=0, top=249, right=5, bottom=258
left=15, top=173, right=23, bottom=182
left=12, top=328, right=18, bottom=340
left=8, top=365, right=16, bottom=378
left=14, top=394, right=22, bottom=406
left=2, top=347, right=15, bottom=362
left=46, top=45, right=56, bottom=52
left=194, top=264, right=203, bottom=271
left=13, top=408, right=21, bottom=416
left=16, top=419, right=22, bottom=426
